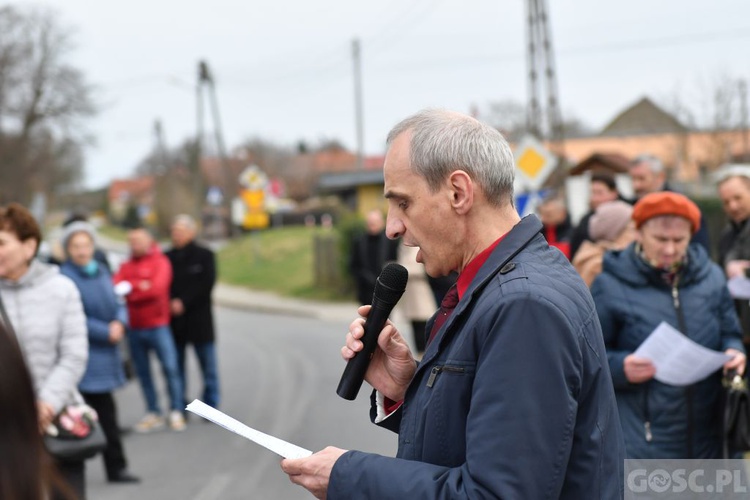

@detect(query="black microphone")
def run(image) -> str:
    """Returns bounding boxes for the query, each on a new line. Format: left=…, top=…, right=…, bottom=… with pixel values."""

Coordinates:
left=337, top=262, right=408, bottom=400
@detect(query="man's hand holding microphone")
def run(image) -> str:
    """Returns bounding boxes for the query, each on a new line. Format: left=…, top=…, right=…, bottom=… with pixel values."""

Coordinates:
left=281, top=264, right=411, bottom=499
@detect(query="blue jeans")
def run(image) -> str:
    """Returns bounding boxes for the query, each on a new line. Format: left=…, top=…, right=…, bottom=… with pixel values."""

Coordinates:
left=127, top=325, right=184, bottom=413
left=176, top=341, right=220, bottom=408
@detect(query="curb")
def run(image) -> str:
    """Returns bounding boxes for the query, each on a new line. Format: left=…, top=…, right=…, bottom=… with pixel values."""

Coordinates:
left=212, top=283, right=358, bottom=323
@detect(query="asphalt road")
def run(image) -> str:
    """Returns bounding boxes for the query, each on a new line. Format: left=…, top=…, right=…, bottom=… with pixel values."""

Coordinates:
left=86, top=306, right=398, bottom=500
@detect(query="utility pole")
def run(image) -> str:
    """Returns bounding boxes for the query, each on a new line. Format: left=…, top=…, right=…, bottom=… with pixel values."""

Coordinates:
left=153, top=119, right=174, bottom=219
left=525, top=0, right=563, bottom=146
left=192, top=66, right=205, bottom=226
left=525, top=1, right=541, bottom=139
left=524, top=0, right=565, bottom=189
left=352, top=38, right=364, bottom=170
left=197, top=60, right=233, bottom=237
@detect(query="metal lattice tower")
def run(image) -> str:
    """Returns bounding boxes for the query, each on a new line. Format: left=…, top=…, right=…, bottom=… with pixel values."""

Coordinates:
left=525, top=0, right=563, bottom=144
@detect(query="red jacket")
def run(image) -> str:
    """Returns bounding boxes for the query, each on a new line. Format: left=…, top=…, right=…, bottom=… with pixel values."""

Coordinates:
left=114, top=243, right=172, bottom=329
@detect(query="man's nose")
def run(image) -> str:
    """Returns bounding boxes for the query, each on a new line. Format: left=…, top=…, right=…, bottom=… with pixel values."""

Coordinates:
left=385, top=215, right=404, bottom=240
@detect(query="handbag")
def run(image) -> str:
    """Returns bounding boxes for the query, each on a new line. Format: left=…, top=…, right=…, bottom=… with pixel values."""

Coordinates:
left=722, top=370, right=750, bottom=457
left=0, top=291, right=106, bottom=461
left=43, top=404, right=107, bottom=461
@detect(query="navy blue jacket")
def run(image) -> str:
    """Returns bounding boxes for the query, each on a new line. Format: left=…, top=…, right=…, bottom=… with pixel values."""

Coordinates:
left=591, top=243, right=744, bottom=459
left=329, top=215, right=625, bottom=499
left=61, top=261, right=128, bottom=393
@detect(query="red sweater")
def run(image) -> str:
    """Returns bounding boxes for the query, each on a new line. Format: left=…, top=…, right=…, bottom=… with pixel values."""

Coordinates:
left=114, top=244, right=173, bottom=329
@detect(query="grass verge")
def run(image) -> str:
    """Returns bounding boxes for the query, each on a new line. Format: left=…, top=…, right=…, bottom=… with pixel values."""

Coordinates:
left=217, top=226, right=349, bottom=301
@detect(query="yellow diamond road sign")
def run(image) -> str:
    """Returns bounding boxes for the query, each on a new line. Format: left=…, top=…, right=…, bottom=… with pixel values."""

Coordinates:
left=514, top=135, right=557, bottom=190
left=518, top=148, right=546, bottom=178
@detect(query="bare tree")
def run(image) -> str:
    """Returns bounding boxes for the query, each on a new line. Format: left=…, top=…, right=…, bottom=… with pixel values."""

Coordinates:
left=480, top=99, right=592, bottom=141
left=0, top=5, right=94, bottom=204
left=481, top=99, right=527, bottom=141
left=659, top=72, right=745, bottom=169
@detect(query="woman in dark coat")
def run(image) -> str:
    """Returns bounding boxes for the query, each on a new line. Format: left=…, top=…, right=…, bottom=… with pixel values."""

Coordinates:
left=592, top=192, right=746, bottom=458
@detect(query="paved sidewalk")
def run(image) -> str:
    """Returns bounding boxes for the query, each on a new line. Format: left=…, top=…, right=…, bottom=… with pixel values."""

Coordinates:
left=213, top=282, right=358, bottom=322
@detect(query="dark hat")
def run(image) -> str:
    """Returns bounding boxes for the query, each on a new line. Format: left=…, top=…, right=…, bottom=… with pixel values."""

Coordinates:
left=632, top=192, right=701, bottom=234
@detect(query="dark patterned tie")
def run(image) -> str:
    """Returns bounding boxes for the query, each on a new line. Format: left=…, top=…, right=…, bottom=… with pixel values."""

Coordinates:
left=426, top=284, right=459, bottom=347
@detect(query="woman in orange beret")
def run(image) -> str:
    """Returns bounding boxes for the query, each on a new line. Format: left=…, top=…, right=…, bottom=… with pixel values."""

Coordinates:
left=591, top=191, right=746, bottom=458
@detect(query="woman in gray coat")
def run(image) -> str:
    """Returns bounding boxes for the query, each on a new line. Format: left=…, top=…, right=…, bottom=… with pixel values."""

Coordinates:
left=0, top=203, right=88, bottom=498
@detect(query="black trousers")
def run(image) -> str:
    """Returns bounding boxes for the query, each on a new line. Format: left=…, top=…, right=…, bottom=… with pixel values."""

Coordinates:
left=81, top=391, right=128, bottom=478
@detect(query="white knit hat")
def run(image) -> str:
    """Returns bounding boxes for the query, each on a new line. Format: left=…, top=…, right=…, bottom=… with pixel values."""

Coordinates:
left=61, top=221, right=97, bottom=254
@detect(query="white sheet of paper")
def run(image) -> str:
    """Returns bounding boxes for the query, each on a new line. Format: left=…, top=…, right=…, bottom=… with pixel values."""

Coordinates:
left=727, top=276, right=750, bottom=300
left=633, top=321, right=732, bottom=386
left=185, top=399, right=313, bottom=459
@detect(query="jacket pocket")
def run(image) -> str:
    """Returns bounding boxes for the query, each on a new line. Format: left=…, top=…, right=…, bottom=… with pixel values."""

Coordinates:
left=421, top=361, right=477, bottom=465
left=426, top=362, right=476, bottom=388
left=427, top=365, right=463, bottom=387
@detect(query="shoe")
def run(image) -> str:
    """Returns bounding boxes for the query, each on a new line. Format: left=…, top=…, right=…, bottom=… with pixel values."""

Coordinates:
left=169, top=410, right=186, bottom=431
left=107, top=470, right=141, bottom=484
left=134, top=413, right=165, bottom=433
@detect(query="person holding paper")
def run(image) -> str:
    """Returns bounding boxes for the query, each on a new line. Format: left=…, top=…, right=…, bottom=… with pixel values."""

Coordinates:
left=281, top=109, right=625, bottom=499
left=591, top=191, right=746, bottom=459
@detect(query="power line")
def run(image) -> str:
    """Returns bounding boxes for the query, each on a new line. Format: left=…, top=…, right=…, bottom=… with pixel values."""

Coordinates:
left=93, top=25, right=750, bottom=96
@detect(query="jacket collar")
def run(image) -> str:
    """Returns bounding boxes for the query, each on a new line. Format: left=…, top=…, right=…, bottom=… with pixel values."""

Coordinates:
left=416, top=215, right=543, bottom=370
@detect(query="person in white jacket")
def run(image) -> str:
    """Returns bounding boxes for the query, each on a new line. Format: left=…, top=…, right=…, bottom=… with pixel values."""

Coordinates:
left=397, top=243, right=437, bottom=354
left=0, top=203, right=88, bottom=499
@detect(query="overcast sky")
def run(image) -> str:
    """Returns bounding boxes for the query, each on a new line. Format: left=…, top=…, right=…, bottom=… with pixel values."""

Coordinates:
left=12, top=0, right=750, bottom=189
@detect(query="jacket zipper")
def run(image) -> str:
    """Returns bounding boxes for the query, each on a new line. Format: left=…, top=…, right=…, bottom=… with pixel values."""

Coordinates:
left=672, top=279, right=695, bottom=458
left=642, top=282, right=685, bottom=445
left=426, top=365, right=465, bottom=388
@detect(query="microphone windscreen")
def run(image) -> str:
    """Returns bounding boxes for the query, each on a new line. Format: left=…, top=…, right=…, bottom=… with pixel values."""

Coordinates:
left=373, top=263, right=408, bottom=305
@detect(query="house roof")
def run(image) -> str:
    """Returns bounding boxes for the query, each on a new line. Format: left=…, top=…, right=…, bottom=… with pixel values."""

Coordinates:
left=568, top=153, right=632, bottom=175
left=108, top=176, right=155, bottom=202
left=600, top=97, right=687, bottom=137
left=317, top=170, right=384, bottom=192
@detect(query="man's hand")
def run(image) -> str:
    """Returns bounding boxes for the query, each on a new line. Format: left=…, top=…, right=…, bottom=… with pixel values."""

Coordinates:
left=37, top=400, right=55, bottom=433
left=724, top=349, right=747, bottom=376
left=280, top=446, right=347, bottom=499
left=725, top=260, right=750, bottom=279
left=108, top=320, right=125, bottom=344
left=170, top=298, right=185, bottom=316
left=342, top=305, right=416, bottom=402
left=623, top=355, right=656, bottom=384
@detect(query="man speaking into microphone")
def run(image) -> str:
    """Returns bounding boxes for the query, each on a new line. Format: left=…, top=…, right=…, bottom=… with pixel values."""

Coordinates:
left=281, top=109, right=625, bottom=499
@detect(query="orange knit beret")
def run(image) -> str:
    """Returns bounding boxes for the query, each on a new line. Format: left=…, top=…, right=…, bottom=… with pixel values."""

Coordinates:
left=632, top=192, right=701, bottom=234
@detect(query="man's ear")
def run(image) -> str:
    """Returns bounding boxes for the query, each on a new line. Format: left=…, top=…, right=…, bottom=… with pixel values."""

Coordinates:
left=448, top=170, right=474, bottom=215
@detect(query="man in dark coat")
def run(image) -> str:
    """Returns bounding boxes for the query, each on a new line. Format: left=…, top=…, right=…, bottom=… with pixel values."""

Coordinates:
left=165, top=215, right=219, bottom=409
left=281, top=109, right=625, bottom=499
left=717, top=167, right=750, bottom=347
left=348, top=209, right=399, bottom=305
left=629, top=154, right=711, bottom=251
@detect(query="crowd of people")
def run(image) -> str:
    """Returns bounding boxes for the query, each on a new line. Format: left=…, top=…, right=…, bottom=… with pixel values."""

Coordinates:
left=3, top=109, right=750, bottom=498
left=535, top=156, right=750, bottom=461
left=0, top=207, right=218, bottom=499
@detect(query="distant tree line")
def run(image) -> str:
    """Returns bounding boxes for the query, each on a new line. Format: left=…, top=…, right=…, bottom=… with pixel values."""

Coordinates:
left=0, top=4, right=94, bottom=205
